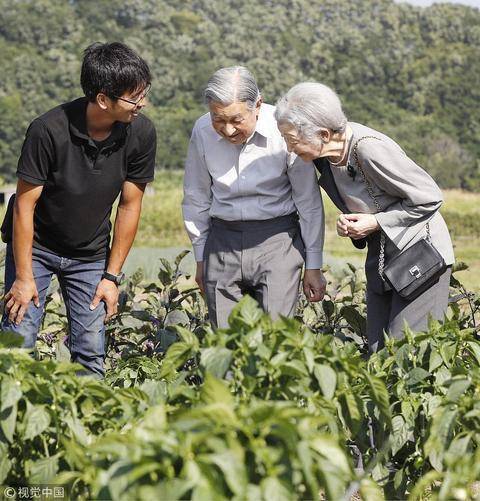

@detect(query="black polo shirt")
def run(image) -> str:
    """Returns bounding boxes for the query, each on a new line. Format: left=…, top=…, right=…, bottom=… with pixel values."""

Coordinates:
left=16, top=98, right=156, bottom=261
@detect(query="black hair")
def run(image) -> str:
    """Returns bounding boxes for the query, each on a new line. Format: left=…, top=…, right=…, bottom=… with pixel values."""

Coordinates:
left=80, top=42, right=151, bottom=102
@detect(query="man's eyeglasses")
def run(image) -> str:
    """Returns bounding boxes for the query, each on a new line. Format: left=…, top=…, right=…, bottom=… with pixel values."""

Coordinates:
left=113, top=84, right=151, bottom=107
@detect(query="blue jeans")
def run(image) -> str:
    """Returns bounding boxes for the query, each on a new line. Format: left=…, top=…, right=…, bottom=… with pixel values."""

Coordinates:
left=1, top=244, right=107, bottom=377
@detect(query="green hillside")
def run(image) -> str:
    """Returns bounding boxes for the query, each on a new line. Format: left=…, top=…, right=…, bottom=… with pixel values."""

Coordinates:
left=0, top=0, right=479, bottom=189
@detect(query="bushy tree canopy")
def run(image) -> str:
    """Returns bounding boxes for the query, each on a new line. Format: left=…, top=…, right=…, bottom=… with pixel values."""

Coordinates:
left=0, top=0, right=478, bottom=188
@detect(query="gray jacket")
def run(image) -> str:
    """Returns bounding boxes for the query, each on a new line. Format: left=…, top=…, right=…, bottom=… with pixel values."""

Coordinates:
left=319, top=122, right=454, bottom=268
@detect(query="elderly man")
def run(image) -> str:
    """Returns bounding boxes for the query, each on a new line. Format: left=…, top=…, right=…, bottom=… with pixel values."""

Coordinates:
left=182, top=66, right=326, bottom=327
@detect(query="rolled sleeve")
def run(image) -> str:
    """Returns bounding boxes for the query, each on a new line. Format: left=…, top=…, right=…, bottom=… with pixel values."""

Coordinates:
left=182, top=125, right=212, bottom=261
left=287, top=154, right=325, bottom=269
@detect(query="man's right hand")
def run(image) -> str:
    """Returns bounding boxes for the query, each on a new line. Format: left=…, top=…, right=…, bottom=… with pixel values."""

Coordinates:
left=4, top=278, right=39, bottom=325
left=195, top=261, right=205, bottom=295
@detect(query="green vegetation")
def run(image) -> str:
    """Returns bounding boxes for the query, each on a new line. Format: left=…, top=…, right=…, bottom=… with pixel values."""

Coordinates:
left=0, top=0, right=479, bottom=189
left=0, top=253, right=479, bottom=499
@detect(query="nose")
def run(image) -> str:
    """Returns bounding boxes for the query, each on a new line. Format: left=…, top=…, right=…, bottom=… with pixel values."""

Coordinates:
left=136, top=96, right=147, bottom=110
left=224, top=124, right=236, bottom=137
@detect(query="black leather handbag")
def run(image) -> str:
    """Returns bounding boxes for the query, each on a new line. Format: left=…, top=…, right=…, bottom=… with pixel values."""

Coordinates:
left=382, top=235, right=447, bottom=301
left=353, top=137, right=446, bottom=301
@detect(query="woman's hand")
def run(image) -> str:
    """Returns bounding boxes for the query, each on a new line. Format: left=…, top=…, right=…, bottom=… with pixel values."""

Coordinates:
left=338, top=213, right=380, bottom=240
left=336, top=214, right=350, bottom=237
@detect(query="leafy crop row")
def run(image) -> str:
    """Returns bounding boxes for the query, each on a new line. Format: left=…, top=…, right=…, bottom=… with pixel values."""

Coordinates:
left=1, top=252, right=479, bottom=500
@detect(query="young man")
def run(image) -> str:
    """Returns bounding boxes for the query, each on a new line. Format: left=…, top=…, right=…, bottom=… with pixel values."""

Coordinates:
left=1, top=42, right=156, bottom=377
left=182, top=66, right=326, bottom=328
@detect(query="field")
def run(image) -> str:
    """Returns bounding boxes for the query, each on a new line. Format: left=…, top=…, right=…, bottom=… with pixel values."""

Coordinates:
left=133, top=170, right=480, bottom=291
left=1, top=171, right=479, bottom=500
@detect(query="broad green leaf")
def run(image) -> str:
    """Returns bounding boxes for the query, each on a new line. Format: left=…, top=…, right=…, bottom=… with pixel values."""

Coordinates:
left=0, top=404, right=17, bottom=443
left=175, top=326, right=200, bottom=350
left=314, top=364, right=337, bottom=399
left=24, top=404, right=51, bottom=440
left=27, top=454, right=60, bottom=483
left=261, top=477, right=293, bottom=501
left=311, top=436, right=352, bottom=499
left=303, top=347, right=315, bottom=373
left=390, top=415, right=409, bottom=456
left=0, top=377, right=22, bottom=411
left=138, top=479, right=194, bottom=501
left=207, top=450, right=247, bottom=496
left=174, top=249, right=190, bottom=267
left=364, top=372, right=391, bottom=424
left=340, top=305, right=366, bottom=336
left=228, top=296, right=263, bottom=329
left=466, top=341, right=480, bottom=365
left=280, top=359, right=308, bottom=377
left=359, top=478, right=384, bottom=501
left=322, top=300, right=334, bottom=319
left=296, top=440, right=320, bottom=499
left=200, top=373, right=234, bottom=407
left=342, top=390, right=362, bottom=433
left=445, top=378, right=471, bottom=402
left=425, top=406, right=458, bottom=471
left=429, top=350, right=443, bottom=372
left=405, top=367, right=430, bottom=387
left=200, top=347, right=233, bottom=378
left=440, top=342, right=457, bottom=367
left=0, top=331, right=24, bottom=348
left=0, top=454, right=11, bottom=484
left=64, top=415, right=91, bottom=447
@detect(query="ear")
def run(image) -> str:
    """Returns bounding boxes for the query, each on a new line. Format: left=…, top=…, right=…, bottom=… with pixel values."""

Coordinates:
left=254, top=96, right=263, bottom=116
left=319, top=128, right=331, bottom=144
left=96, top=93, right=110, bottom=111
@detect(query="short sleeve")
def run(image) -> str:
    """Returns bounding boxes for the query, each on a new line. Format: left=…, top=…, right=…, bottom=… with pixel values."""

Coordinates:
left=126, top=120, right=157, bottom=183
left=16, top=119, right=54, bottom=185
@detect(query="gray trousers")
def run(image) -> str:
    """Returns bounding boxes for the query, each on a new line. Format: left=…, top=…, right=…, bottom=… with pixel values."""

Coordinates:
left=365, top=232, right=451, bottom=352
left=204, top=214, right=305, bottom=328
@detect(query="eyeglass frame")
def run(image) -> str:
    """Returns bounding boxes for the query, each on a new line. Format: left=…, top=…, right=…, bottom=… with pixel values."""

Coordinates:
left=112, top=83, right=151, bottom=107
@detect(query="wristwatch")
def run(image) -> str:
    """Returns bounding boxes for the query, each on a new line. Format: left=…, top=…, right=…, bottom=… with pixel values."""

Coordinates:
left=102, top=271, right=125, bottom=286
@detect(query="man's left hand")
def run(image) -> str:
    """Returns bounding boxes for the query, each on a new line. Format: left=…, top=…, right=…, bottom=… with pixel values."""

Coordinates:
left=343, top=213, right=380, bottom=239
left=90, top=279, right=119, bottom=322
left=303, top=269, right=327, bottom=302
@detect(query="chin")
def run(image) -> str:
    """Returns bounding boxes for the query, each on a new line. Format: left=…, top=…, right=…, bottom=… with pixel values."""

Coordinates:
left=299, top=153, right=315, bottom=162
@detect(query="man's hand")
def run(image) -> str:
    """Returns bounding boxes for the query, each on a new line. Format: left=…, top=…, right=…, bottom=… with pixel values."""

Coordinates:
left=90, top=279, right=119, bottom=322
left=303, top=269, right=327, bottom=302
left=195, top=261, right=205, bottom=295
left=339, top=213, right=380, bottom=240
left=4, top=278, right=39, bottom=325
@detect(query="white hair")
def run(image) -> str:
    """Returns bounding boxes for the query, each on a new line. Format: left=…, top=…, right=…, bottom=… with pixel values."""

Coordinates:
left=275, top=82, right=348, bottom=142
left=204, top=66, right=260, bottom=110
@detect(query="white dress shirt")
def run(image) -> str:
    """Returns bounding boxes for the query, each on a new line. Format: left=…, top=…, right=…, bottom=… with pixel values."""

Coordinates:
left=182, top=103, right=324, bottom=268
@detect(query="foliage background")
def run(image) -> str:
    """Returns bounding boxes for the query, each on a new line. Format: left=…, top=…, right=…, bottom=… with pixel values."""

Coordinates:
left=0, top=0, right=479, bottom=189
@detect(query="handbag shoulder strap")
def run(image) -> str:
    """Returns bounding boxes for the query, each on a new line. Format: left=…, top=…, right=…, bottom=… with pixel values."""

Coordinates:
left=352, top=135, right=388, bottom=280
left=352, top=135, right=382, bottom=211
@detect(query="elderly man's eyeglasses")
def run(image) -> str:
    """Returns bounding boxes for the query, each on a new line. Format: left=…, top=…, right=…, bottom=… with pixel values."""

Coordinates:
left=113, top=84, right=151, bottom=107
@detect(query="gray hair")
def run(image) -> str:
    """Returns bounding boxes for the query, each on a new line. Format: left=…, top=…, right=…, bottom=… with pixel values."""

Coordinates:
left=275, top=82, right=348, bottom=142
left=204, top=66, right=260, bottom=109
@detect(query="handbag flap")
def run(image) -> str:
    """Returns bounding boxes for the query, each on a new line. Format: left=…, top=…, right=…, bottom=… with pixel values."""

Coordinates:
left=383, top=239, right=444, bottom=291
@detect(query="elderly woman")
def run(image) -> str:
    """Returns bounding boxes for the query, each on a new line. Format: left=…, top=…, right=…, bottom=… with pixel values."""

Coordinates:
left=275, top=82, right=454, bottom=352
